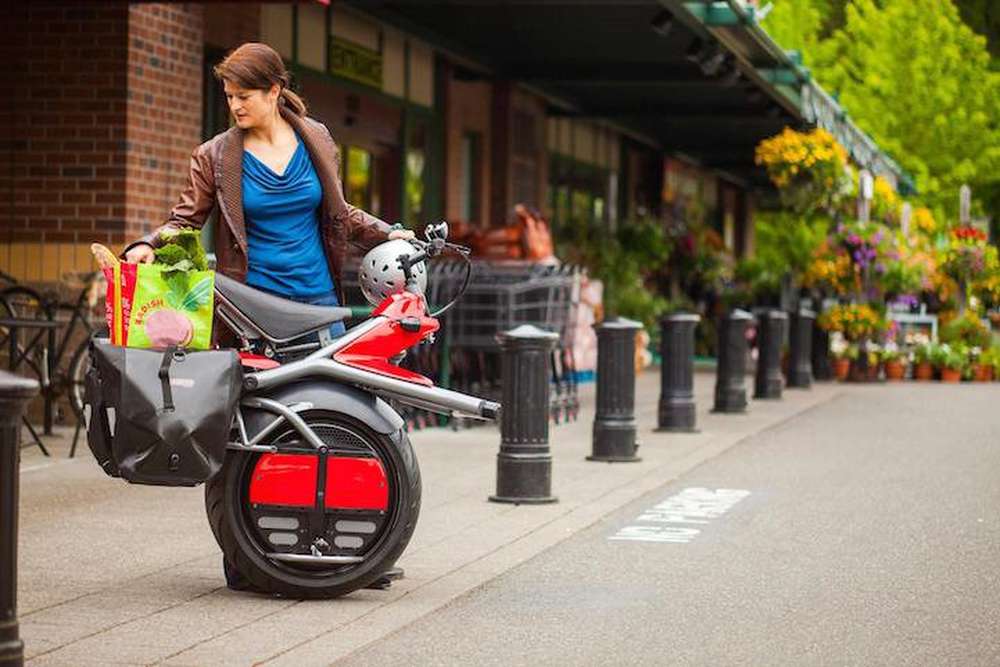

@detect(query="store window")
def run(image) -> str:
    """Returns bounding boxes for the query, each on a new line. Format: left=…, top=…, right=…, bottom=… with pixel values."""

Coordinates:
left=345, top=146, right=375, bottom=210
left=549, top=153, right=611, bottom=236
left=460, top=131, right=482, bottom=223
left=404, top=117, right=430, bottom=223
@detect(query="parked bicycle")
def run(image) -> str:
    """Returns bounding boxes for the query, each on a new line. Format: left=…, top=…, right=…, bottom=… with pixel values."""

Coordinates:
left=0, top=271, right=103, bottom=453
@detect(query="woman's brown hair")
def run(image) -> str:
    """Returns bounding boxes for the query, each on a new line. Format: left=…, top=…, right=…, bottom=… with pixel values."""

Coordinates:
left=213, top=42, right=307, bottom=116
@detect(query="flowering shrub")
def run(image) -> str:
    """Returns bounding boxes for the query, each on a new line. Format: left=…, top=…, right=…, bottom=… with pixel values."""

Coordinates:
left=818, top=304, right=886, bottom=341
left=941, top=225, right=996, bottom=284
left=829, top=331, right=849, bottom=359
left=879, top=340, right=904, bottom=363
left=911, top=207, right=938, bottom=235
left=940, top=311, right=992, bottom=349
left=871, top=176, right=900, bottom=223
left=755, top=128, right=853, bottom=213
left=804, top=240, right=858, bottom=295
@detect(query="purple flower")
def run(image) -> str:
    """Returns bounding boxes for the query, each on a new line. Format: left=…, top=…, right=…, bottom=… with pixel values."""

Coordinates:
left=848, top=234, right=861, bottom=245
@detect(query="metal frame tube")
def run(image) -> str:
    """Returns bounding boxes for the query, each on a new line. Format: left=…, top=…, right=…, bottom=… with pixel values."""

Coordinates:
left=249, top=357, right=497, bottom=419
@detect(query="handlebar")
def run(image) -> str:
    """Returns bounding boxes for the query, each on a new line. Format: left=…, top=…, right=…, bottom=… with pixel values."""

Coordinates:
left=396, top=222, right=473, bottom=317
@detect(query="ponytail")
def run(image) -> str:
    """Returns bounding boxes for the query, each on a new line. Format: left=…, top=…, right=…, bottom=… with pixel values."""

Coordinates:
left=279, top=88, right=307, bottom=117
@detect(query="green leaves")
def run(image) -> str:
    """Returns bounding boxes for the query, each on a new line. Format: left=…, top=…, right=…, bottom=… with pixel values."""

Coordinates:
left=766, top=0, right=1000, bottom=218
left=154, top=229, right=209, bottom=276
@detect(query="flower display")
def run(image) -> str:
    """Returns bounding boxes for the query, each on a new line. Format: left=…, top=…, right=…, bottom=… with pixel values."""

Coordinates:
left=817, top=303, right=886, bottom=341
left=911, top=207, right=938, bottom=235
left=871, top=176, right=900, bottom=223
left=939, top=225, right=1000, bottom=310
left=755, top=128, right=853, bottom=213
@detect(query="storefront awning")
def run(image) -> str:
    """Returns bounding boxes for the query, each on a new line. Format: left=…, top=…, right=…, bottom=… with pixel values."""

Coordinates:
left=347, top=0, right=910, bottom=192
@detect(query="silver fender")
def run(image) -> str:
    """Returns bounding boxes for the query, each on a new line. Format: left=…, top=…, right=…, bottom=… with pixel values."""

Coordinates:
left=241, top=381, right=405, bottom=441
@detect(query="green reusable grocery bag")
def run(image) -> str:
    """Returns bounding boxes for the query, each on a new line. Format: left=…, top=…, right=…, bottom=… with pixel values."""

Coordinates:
left=126, top=264, right=215, bottom=350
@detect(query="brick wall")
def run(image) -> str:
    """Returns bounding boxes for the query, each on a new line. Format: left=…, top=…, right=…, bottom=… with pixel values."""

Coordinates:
left=0, top=3, right=129, bottom=282
left=125, top=3, right=204, bottom=244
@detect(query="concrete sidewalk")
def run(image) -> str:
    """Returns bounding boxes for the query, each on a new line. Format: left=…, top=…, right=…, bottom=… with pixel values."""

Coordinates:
left=16, top=371, right=841, bottom=666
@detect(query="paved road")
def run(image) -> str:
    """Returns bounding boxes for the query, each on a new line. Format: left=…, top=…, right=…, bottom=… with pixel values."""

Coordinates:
left=340, top=384, right=1000, bottom=667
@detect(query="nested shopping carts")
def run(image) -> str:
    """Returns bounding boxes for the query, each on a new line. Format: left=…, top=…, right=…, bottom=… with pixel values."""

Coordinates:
left=341, top=257, right=582, bottom=430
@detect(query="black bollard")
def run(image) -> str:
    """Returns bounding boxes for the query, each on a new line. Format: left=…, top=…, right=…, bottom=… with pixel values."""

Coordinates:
left=489, top=325, right=559, bottom=505
left=589, top=317, right=643, bottom=463
left=713, top=310, right=753, bottom=413
left=786, top=308, right=816, bottom=388
left=656, top=313, right=700, bottom=433
left=811, top=321, right=833, bottom=381
left=754, top=309, right=787, bottom=399
left=0, top=371, right=39, bottom=667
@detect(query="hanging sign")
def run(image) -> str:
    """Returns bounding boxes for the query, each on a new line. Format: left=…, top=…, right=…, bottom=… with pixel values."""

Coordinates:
left=329, top=37, right=382, bottom=89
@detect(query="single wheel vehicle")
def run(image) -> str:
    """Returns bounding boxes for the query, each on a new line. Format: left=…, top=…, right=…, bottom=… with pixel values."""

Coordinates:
left=203, top=222, right=496, bottom=597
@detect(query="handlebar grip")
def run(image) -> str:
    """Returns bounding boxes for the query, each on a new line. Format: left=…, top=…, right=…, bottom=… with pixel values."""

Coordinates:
left=480, top=400, right=501, bottom=421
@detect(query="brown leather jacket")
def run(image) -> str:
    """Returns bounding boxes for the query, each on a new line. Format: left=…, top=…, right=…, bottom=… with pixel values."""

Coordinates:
left=127, top=106, right=393, bottom=307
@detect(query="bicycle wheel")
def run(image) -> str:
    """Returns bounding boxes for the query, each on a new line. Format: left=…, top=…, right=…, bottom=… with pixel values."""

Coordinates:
left=67, top=338, right=91, bottom=421
left=0, top=285, right=49, bottom=378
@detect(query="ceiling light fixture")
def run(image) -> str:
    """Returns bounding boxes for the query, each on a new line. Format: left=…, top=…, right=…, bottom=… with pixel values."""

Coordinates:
left=650, top=10, right=674, bottom=37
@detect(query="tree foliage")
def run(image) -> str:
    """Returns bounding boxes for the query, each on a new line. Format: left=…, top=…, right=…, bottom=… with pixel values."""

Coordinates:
left=762, top=0, right=1000, bottom=220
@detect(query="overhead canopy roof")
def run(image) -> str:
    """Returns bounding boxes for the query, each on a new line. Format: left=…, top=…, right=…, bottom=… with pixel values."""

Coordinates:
left=346, top=0, right=911, bottom=192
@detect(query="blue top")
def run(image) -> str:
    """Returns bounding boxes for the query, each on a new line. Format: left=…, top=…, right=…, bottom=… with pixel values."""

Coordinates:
left=242, top=138, right=335, bottom=298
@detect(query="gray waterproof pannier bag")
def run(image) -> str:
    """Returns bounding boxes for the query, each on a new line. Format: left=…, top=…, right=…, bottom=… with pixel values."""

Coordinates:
left=83, top=337, right=242, bottom=486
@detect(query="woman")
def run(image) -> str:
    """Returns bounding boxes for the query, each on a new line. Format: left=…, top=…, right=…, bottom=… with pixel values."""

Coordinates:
left=124, top=42, right=411, bottom=590
left=124, top=42, right=413, bottom=341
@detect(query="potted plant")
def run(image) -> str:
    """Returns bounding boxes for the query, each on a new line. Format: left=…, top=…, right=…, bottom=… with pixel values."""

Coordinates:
left=936, top=344, right=964, bottom=383
left=970, top=346, right=992, bottom=382
left=912, top=343, right=935, bottom=380
left=846, top=343, right=868, bottom=382
left=881, top=342, right=906, bottom=381
left=829, top=331, right=851, bottom=380
left=986, top=347, right=1000, bottom=381
left=865, top=342, right=881, bottom=381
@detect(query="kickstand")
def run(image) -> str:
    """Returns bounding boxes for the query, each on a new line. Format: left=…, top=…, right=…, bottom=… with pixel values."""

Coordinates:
left=365, top=567, right=404, bottom=590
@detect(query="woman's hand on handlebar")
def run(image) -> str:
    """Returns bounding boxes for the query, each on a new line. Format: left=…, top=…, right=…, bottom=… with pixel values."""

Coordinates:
left=388, top=228, right=415, bottom=241
left=124, top=243, right=155, bottom=264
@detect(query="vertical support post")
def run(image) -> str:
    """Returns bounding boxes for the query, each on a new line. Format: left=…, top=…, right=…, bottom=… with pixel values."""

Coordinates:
left=754, top=309, right=787, bottom=399
left=811, top=320, right=833, bottom=382
left=656, top=313, right=700, bottom=433
left=0, top=371, right=39, bottom=667
left=786, top=308, right=816, bottom=388
left=713, top=310, right=753, bottom=413
left=589, top=317, right=643, bottom=462
left=490, top=325, right=559, bottom=505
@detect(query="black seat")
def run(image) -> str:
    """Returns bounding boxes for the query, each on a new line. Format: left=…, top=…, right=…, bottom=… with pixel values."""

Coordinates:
left=214, top=273, right=353, bottom=342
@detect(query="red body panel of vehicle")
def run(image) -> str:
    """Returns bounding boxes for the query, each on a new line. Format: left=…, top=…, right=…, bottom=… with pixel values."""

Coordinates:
left=334, top=291, right=438, bottom=387
left=248, top=453, right=317, bottom=508
left=238, top=352, right=281, bottom=370
left=249, top=454, right=389, bottom=511
left=325, top=457, right=389, bottom=510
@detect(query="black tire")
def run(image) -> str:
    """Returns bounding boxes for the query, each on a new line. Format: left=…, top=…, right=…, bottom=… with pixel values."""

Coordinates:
left=0, top=285, right=48, bottom=378
left=66, top=338, right=91, bottom=422
left=205, top=410, right=421, bottom=599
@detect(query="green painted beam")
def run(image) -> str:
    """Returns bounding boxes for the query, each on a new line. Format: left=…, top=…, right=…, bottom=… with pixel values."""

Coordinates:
left=758, top=67, right=800, bottom=86
left=683, top=2, right=756, bottom=26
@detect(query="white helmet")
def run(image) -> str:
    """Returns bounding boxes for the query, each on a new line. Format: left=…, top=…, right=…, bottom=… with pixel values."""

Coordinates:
left=359, top=239, right=427, bottom=306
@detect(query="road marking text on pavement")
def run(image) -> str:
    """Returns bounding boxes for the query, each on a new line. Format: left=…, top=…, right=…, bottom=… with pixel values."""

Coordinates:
left=609, top=487, right=751, bottom=544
